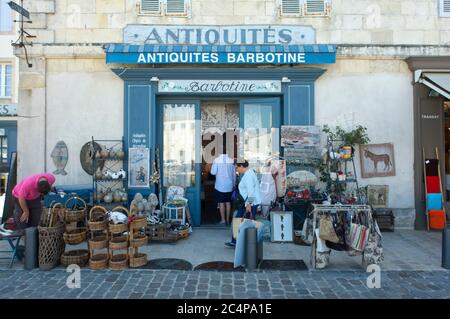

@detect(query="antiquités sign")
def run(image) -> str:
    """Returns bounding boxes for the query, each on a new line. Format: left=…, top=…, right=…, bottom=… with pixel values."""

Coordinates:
left=0, top=104, right=17, bottom=116
left=124, top=25, right=315, bottom=45
left=158, top=80, right=282, bottom=93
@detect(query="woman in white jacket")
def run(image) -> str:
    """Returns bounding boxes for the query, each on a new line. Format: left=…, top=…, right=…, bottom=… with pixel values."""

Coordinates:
left=225, top=160, right=261, bottom=248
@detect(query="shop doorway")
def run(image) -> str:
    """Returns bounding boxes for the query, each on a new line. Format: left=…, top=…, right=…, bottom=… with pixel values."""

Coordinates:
left=201, top=101, right=239, bottom=225
left=159, top=97, right=280, bottom=226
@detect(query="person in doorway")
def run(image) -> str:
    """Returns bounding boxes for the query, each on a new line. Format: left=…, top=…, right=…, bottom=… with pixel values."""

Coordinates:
left=210, top=138, right=236, bottom=226
left=225, top=160, right=261, bottom=248
left=12, top=173, right=56, bottom=230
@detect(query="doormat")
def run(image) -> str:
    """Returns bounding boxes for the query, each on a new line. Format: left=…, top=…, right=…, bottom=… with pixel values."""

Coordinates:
left=138, top=258, right=193, bottom=271
left=259, top=259, right=308, bottom=271
left=194, top=261, right=246, bottom=272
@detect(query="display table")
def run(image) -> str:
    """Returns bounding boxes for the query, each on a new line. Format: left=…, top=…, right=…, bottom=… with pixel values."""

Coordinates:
left=309, top=204, right=382, bottom=269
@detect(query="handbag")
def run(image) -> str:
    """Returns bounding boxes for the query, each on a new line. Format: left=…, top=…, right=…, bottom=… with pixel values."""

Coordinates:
left=318, top=215, right=340, bottom=243
left=232, top=210, right=262, bottom=240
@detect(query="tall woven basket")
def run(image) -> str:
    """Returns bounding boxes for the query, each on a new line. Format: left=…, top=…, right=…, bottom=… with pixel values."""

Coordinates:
left=38, top=221, right=65, bottom=270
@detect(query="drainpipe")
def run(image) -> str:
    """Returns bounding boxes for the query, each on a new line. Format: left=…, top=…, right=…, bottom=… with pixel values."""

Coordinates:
left=44, top=57, right=47, bottom=172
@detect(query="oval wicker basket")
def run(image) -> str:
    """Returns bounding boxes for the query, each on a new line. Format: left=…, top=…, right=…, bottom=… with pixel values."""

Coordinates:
left=88, top=206, right=108, bottom=231
left=109, top=254, right=128, bottom=270
left=130, top=216, right=147, bottom=230
left=130, top=234, right=147, bottom=248
left=109, top=223, right=128, bottom=234
left=177, top=228, right=189, bottom=240
left=61, top=249, right=89, bottom=267
left=109, top=206, right=129, bottom=233
left=64, top=197, right=87, bottom=223
left=109, top=235, right=128, bottom=250
left=89, top=235, right=108, bottom=250
left=63, top=228, right=87, bottom=245
left=129, top=253, right=147, bottom=268
left=89, top=253, right=109, bottom=270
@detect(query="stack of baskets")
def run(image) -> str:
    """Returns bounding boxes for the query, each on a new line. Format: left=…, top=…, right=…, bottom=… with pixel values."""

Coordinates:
left=38, top=203, right=66, bottom=270
left=108, top=206, right=129, bottom=270
left=88, top=206, right=109, bottom=269
left=129, top=214, right=148, bottom=268
left=61, top=197, right=89, bottom=267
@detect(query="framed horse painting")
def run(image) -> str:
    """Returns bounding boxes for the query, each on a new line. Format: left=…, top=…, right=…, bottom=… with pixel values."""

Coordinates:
left=359, top=143, right=396, bottom=178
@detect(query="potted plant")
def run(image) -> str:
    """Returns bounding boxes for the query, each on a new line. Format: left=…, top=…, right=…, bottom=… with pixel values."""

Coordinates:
left=323, top=125, right=370, bottom=148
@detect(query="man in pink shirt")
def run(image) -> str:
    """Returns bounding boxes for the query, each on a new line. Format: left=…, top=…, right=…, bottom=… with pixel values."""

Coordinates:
left=12, top=173, right=56, bottom=229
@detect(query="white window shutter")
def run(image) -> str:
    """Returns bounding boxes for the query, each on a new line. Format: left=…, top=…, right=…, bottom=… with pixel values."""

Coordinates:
left=304, top=0, right=331, bottom=16
left=140, top=0, right=161, bottom=14
left=281, top=0, right=301, bottom=15
left=440, top=0, right=450, bottom=17
left=166, top=0, right=186, bottom=14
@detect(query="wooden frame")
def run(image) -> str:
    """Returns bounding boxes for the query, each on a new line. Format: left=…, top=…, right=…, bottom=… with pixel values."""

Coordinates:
left=359, top=143, right=396, bottom=178
left=367, top=185, right=389, bottom=208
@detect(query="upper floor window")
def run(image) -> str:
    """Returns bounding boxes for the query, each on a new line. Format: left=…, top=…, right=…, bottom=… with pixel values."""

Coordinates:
left=140, top=0, right=190, bottom=16
left=0, top=0, right=13, bottom=32
left=280, top=0, right=331, bottom=17
left=439, top=0, right=450, bottom=17
left=0, top=64, right=12, bottom=98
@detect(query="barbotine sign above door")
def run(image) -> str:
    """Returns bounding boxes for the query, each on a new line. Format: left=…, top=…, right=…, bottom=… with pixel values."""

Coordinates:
left=158, top=80, right=282, bottom=93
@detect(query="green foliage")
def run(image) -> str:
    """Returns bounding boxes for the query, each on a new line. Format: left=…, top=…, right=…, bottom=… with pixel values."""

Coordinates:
left=322, top=125, right=370, bottom=147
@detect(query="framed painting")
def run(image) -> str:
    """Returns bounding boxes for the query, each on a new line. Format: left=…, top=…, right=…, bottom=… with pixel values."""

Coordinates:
left=367, top=185, right=389, bottom=208
left=359, top=143, right=396, bottom=178
left=128, top=147, right=150, bottom=188
left=270, top=211, right=293, bottom=242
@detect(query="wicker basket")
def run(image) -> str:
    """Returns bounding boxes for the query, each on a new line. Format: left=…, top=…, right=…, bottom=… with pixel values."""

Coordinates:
left=109, top=206, right=129, bottom=233
left=63, top=227, right=87, bottom=245
left=177, top=228, right=190, bottom=240
left=109, top=235, right=128, bottom=250
left=146, top=223, right=170, bottom=241
left=130, top=216, right=147, bottom=230
left=109, top=223, right=128, bottom=233
left=130, top=234, right=147, bottom=248
left=109, top=254, right=128, bottom=270
left=89, top=253, right=109, bottom=270
left=38, top=221, right=65, bottom=270
left=61, top=249, right=89, bottom=267
left=129, top=253, right=147, bottom=268
left=64, top=197, right=87, bottom=223
left=88, top=206, right=108, bottom=231
left=88, top=235, right=108, bottom=250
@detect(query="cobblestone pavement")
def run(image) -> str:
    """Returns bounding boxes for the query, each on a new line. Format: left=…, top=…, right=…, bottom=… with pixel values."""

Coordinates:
left=0, top=268, right=449, bottom=299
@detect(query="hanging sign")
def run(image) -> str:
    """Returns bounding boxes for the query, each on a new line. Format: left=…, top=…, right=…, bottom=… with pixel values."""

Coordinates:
left=158, top=79, right=282, bottom=93
left=7, top=1, right=30, bottom=19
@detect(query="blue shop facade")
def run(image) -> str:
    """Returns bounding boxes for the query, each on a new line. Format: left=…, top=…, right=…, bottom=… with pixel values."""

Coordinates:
left=106, top=25, right=336, bottom=226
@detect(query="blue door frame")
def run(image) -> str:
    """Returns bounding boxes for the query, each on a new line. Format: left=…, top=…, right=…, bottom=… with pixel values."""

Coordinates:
left=157, top=99, right=202, bottom=226
left=0, top=121, right=17, bottom=173
left=114, top=68, right=326, bottom=226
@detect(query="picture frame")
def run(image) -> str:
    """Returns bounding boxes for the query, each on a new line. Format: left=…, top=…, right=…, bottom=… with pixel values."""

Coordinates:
left=281, top=125, right=322, bottom=148
left=367, top=185, right=389, bottom=208
left=359, top=143, right=396, bottom=178
left=270, top=211, right=294, bottom=242
left=128, top=147, right=150, bottom=188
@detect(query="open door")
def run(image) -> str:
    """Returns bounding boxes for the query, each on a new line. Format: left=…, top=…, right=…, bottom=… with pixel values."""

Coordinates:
left=159, top=100, right=202, bottom=226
